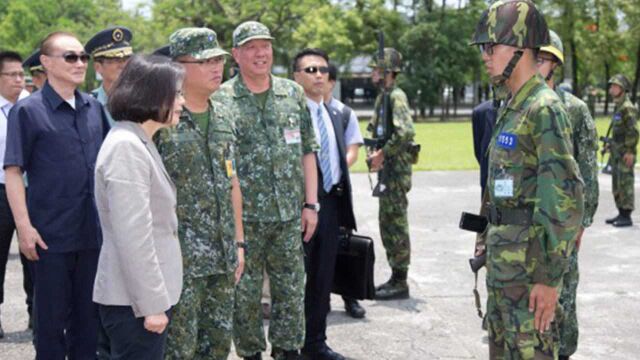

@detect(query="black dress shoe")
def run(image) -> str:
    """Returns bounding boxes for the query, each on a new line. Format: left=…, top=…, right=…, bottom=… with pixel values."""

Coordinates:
left=244, top=352, right=262, bottom=360
left=344, top=298, right=365, bottom=319
left=302, top=346, right=345, bottom=360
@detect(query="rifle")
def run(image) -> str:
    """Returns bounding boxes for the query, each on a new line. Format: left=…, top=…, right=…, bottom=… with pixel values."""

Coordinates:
left=600, top=120, right=614, bottom=174
left=364, top=31, right=394, bottom=197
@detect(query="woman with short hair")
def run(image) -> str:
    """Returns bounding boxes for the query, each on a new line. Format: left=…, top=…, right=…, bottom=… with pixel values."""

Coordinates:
left=93, top=55, right=185, bottom=359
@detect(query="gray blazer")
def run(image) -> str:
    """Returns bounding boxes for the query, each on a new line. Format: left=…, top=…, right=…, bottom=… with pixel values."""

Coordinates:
left=93, top=121, right=182, bottom=318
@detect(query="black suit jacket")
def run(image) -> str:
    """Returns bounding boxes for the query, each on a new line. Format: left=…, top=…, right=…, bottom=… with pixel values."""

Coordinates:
left=318, top=103, right=357, bottom=232
left=471, top=100, right=497, bottom=195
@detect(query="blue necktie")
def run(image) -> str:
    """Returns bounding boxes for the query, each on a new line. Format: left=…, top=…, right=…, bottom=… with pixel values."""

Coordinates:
left=317, top=106, right=333, bottom=193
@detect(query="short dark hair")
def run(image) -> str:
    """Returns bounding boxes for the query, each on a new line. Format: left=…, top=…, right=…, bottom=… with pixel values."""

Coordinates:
left=40, top=31, right=79, bottom=56
left=327, top=63, right=338, bottom=82
left=108, top=55, right=185, bottom=124
left=0, top=51, right=23, bottom=73
left=292, top=48, right=329, bottom=73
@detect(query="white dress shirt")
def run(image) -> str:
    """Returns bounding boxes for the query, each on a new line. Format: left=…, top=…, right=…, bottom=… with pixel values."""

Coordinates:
left=306, top=98, right=342, bottom=186
left=0, top=90, right=29, bottom=184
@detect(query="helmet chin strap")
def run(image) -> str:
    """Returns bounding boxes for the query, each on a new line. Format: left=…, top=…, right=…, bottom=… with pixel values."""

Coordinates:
left=545, top=66, right=556, bottom=82
left=490, top=50, right=523, bottom=86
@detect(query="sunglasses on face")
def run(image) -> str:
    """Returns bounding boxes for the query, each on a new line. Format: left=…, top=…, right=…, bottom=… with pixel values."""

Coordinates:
left=298, top=66, right=329, bottom=74
left=50, top=52, right=91, bottom=64
left=479, top=43, right=497, bottom=56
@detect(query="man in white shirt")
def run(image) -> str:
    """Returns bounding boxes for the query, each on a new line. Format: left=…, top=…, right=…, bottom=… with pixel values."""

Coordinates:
left=0, top=50, right=33, bottom=338
left=293, top=48, right=357, bottom=360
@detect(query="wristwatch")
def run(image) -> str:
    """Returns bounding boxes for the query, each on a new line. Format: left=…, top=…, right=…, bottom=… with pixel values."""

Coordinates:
left=303, top=202, right=321, bottom=212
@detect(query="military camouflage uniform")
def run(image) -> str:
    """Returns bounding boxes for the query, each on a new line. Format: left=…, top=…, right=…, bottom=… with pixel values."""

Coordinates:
left=156, top=27, right=237, bottom=360
left=368, top=86, right=415, bottom=272
left=555, top=86, right=599, bottom=357
left=211, top=74, right=318, bottom=356
left=156, top=103, right=238, bottom=360
left=485, top=74, right=584, bottom=359
left=609, top=93, right=639, bottom=211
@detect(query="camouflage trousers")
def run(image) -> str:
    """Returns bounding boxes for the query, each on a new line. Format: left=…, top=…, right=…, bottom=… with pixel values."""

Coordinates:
left=379, top=187, right=411, bottom=271
left=487, top=285, right=558, bottom=360
left=558, top=249, right=579, bottom=357
left=233, top=220, right=305, bottom=356
left=611, top=155, right=635, bottom=211
left=165, top=272, right=235, bottom=360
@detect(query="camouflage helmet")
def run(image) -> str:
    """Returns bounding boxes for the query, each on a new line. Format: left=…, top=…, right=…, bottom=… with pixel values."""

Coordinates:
left=540, top=30, right=564, bottom=64
left=470, top=0, right=550, bottom=49
left=169, top=27, right=229, bottom=60
left=368, top=48, right=403, bottom=72
left=608, top=74, right=631, bottom=93
left=233, top=21, right=274, bottom=48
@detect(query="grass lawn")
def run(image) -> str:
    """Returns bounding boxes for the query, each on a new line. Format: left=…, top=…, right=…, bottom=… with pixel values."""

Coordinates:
left=351, top=116, right=636, bottom=173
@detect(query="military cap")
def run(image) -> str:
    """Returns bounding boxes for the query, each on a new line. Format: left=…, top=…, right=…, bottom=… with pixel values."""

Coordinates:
left=470, top=0, right=549, bottom=49
left=232, top=21, right=274, bottom=48
left=170, top=27, right=229, bottom=59
left=608, top=74, right=631, bottom=93
left=85, top=26, right=133, bottom=59
left=368, top=48, right=403, bottom=72
left=25, top=75, right=33, bottom=86
left=540, top=30, right=564, bottom=64
left=152, top=44, right=171, bottom=58
left=23, top=49, right=44, bottom=74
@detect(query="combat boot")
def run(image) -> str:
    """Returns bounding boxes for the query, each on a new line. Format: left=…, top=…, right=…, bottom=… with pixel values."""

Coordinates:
left=606, top=210, right=621, bottom=224
left=375, top=269, right=409, bottom=300
left=613, top=210, right=633, bottom=227
left=244, top=353, right=262, bottom=360
left=272, top=347, right=300, bottom=360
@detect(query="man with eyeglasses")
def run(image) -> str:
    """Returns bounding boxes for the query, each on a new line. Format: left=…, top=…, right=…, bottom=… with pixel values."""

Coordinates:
left=85, top=26, right=133, bottom=126
left=4, top=31, right=109, bottom=359
left=0, top=50, right=33, bottom=339
left=155, top=27, right=245, bottom=360
left=535, top=30, right=599, bottom=360
left=23, top=49, right=47, bottom=91
left=211, top=21, right=319, bottom=360
left=470, top=1, right=584, bottom=358
left=293, top=49, right=355, bottom=360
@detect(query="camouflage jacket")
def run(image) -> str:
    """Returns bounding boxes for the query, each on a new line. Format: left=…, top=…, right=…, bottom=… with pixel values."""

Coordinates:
left=155, top=102, right=237, bottom=278
left=367, top=86, right=416, bottom=192
left=556, top=87, right=599, bottom=228
left=486, top=75, right=584, bottom=288
left=610, top=95, right=639, bottom=157
left=211, top=75, right=318, bottom=223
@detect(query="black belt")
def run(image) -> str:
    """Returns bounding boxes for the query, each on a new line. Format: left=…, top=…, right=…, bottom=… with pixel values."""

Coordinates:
left=323, top=183, right=344, bottom=198
left=487, top=205, right=533, bottom=226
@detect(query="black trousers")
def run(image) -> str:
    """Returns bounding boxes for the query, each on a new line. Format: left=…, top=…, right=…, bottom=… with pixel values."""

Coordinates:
left=0, top=184, right=34, bottom=314
left=303, top=192, right=340, bottom=351
left=34, top=249, right=99, bottom=360
left=99, top=305, right=171, bottom=360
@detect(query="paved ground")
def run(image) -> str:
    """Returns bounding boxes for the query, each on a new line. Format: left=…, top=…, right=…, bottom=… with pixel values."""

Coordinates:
left=1, top=170, right=639, bottom=359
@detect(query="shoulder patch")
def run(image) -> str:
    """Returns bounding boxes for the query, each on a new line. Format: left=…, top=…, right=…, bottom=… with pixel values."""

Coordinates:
left=496, top=132, right=517, bottom=150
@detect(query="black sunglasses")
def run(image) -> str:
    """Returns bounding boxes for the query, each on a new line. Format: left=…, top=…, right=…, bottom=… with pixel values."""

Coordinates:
left=299, top=66, right=329, bottom=74
left=50, top=52, right=91, bottom=64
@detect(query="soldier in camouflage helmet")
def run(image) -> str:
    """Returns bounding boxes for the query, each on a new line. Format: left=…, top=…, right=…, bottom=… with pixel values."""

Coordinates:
left=471, top=1, right=585, bottom=358
left=155, top=27, right=244, bottom=360
left=366, top=47, right=416, bottom=300
left=211, top=21, right=319, bottom=360
left=604, top=74, right=639, bottom=227
left=537, top=30, right=599, bottom=360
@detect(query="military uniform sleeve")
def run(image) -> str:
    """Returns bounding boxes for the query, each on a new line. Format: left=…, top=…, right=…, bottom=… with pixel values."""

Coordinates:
left=530, top=104, right=584, bottom=288
left=298, top=90, right=319, bottom=155
left=621, top=104, right=639, bottom=155
left=574, top=102, right=599, bottom=227
left=382, top=90, right=415, bottom=157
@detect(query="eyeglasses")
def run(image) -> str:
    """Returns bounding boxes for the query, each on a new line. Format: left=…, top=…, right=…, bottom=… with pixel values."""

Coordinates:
left=479, top=43, right=497, bottom=56
left=0, top=72, right=26, bottom=79
left=48, top=52, right=91, bottom=64
left=298, top=66, right=329, bottom=74
left=178, top=57, right=226, bottom=66
left=536, top=56, right=556, bottom=65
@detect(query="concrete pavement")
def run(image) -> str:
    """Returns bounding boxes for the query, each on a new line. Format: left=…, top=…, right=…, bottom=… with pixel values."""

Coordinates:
left=1, top=170, right=639, bottom=359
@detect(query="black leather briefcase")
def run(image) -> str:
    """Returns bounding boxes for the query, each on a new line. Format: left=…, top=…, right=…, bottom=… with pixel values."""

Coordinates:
left=332, top=230, right=375, bottom=300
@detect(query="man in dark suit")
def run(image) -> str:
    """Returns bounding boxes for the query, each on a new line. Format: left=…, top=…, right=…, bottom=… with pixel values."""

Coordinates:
left=293, top=48, right=356, bottom=360
left=471, top=99, right=498, bottom=195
